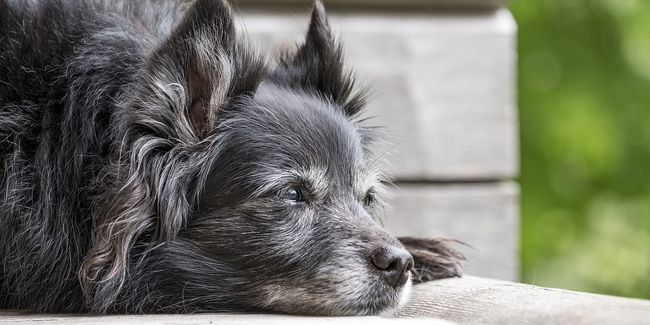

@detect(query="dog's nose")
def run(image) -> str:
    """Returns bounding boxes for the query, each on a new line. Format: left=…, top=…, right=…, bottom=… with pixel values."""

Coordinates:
left=370, top=246, right=414, bottom=287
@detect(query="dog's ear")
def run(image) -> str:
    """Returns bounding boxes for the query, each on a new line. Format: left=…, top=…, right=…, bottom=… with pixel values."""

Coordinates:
left=79, top=0, right=266, bottom=312
left=268, top=1, right=365, bottom=117
left=142, top=0, right=265, bottom=140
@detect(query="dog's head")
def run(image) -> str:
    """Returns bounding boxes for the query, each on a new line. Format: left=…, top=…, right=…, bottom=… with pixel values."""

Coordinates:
left=82, top=0, right=413, bottom=315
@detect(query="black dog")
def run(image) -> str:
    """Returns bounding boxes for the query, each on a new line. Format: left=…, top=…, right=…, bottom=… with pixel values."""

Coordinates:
left=0, top=0, right=463, bottom=315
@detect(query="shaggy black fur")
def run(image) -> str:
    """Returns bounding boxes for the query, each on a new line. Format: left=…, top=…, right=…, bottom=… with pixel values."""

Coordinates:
left=0, top=0, right=463, bottom=315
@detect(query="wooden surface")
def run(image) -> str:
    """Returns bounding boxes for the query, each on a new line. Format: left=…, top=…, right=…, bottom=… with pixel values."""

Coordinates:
left=239, top=9, right=518, bottom=181
left=4, top=277, right=649, bottom=324
left=398, top=276, right=650, bottom=324
left=235, top=0, right=507, bottom=10
left=385, top=182, right=519, bottom=281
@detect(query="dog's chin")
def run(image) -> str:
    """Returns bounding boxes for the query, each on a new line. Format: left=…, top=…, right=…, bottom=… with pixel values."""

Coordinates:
left=379, top=276, right=413, bottom=317
left=327, top=274, right=413, bottom=316
left=259, top=273, right=413, bottom=316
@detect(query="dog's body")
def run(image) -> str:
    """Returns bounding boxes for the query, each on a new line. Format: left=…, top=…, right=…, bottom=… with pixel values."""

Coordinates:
left=0, top=0, right=463, bottom=315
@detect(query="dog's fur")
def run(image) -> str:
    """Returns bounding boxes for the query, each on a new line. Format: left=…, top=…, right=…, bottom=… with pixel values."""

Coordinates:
left=0, top=0, right=463, bottom=315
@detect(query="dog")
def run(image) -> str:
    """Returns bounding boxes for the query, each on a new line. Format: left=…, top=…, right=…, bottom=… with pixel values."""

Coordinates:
left=0, top=0, right=464, bottom=315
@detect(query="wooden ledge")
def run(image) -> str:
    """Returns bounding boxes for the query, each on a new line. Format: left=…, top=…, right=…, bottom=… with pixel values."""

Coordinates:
left=3, top=277, right=649, bottom=324
left=399, top=276, right=650, bottom=324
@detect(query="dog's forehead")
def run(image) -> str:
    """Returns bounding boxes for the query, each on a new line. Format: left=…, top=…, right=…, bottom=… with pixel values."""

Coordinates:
left=238, top=85, right=378, bottom=191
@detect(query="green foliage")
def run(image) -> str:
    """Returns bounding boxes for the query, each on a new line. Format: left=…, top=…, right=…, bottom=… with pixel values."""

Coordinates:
left=510, top=0, right=650, bottom=299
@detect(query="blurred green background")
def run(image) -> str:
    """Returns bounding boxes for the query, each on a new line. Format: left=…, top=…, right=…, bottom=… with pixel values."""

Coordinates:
left=509, top=0, right=650, bottom=299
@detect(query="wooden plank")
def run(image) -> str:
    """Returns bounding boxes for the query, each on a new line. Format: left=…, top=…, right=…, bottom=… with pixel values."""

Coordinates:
left=234, top=0, right=507, bottom=10
left=239, top=9, right=518, bottom=181
left=384, top=182, right=519, bottom=281
left=399, top=276, right=650, bottom=324
left=5, top=277, right=649, bottom=324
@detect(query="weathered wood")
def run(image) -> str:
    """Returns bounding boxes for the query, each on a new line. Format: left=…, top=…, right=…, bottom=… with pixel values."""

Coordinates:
left=384, top=182, right=519, bottom=281
left=4, top=277, right=649, bottom=324
left=239, top=9, right=518, bottom=181
left=399, top=276, right=650, bottom=325
left=235, top=0, right=507, bottom=10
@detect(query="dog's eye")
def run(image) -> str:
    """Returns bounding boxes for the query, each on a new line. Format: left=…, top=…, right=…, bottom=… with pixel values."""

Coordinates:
left=362, top=193, right=374, bottom=207
left=282, top=187, right=303, bottom=203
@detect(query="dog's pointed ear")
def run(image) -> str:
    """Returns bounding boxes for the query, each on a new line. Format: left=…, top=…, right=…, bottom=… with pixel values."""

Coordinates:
left=268, top=1, right=365, bottom=117
left=142, top=0, right=265, bottom=140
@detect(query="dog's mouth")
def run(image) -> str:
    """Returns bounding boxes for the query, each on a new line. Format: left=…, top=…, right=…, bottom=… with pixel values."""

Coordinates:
left=259, top=274, right=413, bottom=316
left=360, top=269, right=414, bottom=317
left=379, top=274, right=413, bottom=317
left=257, top=247, right=415, bottom=316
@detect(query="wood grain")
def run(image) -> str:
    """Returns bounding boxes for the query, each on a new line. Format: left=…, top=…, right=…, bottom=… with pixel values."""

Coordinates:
left=400, top=276, right=650, bottom=324
left=4, top=277, right=648, bottom=324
